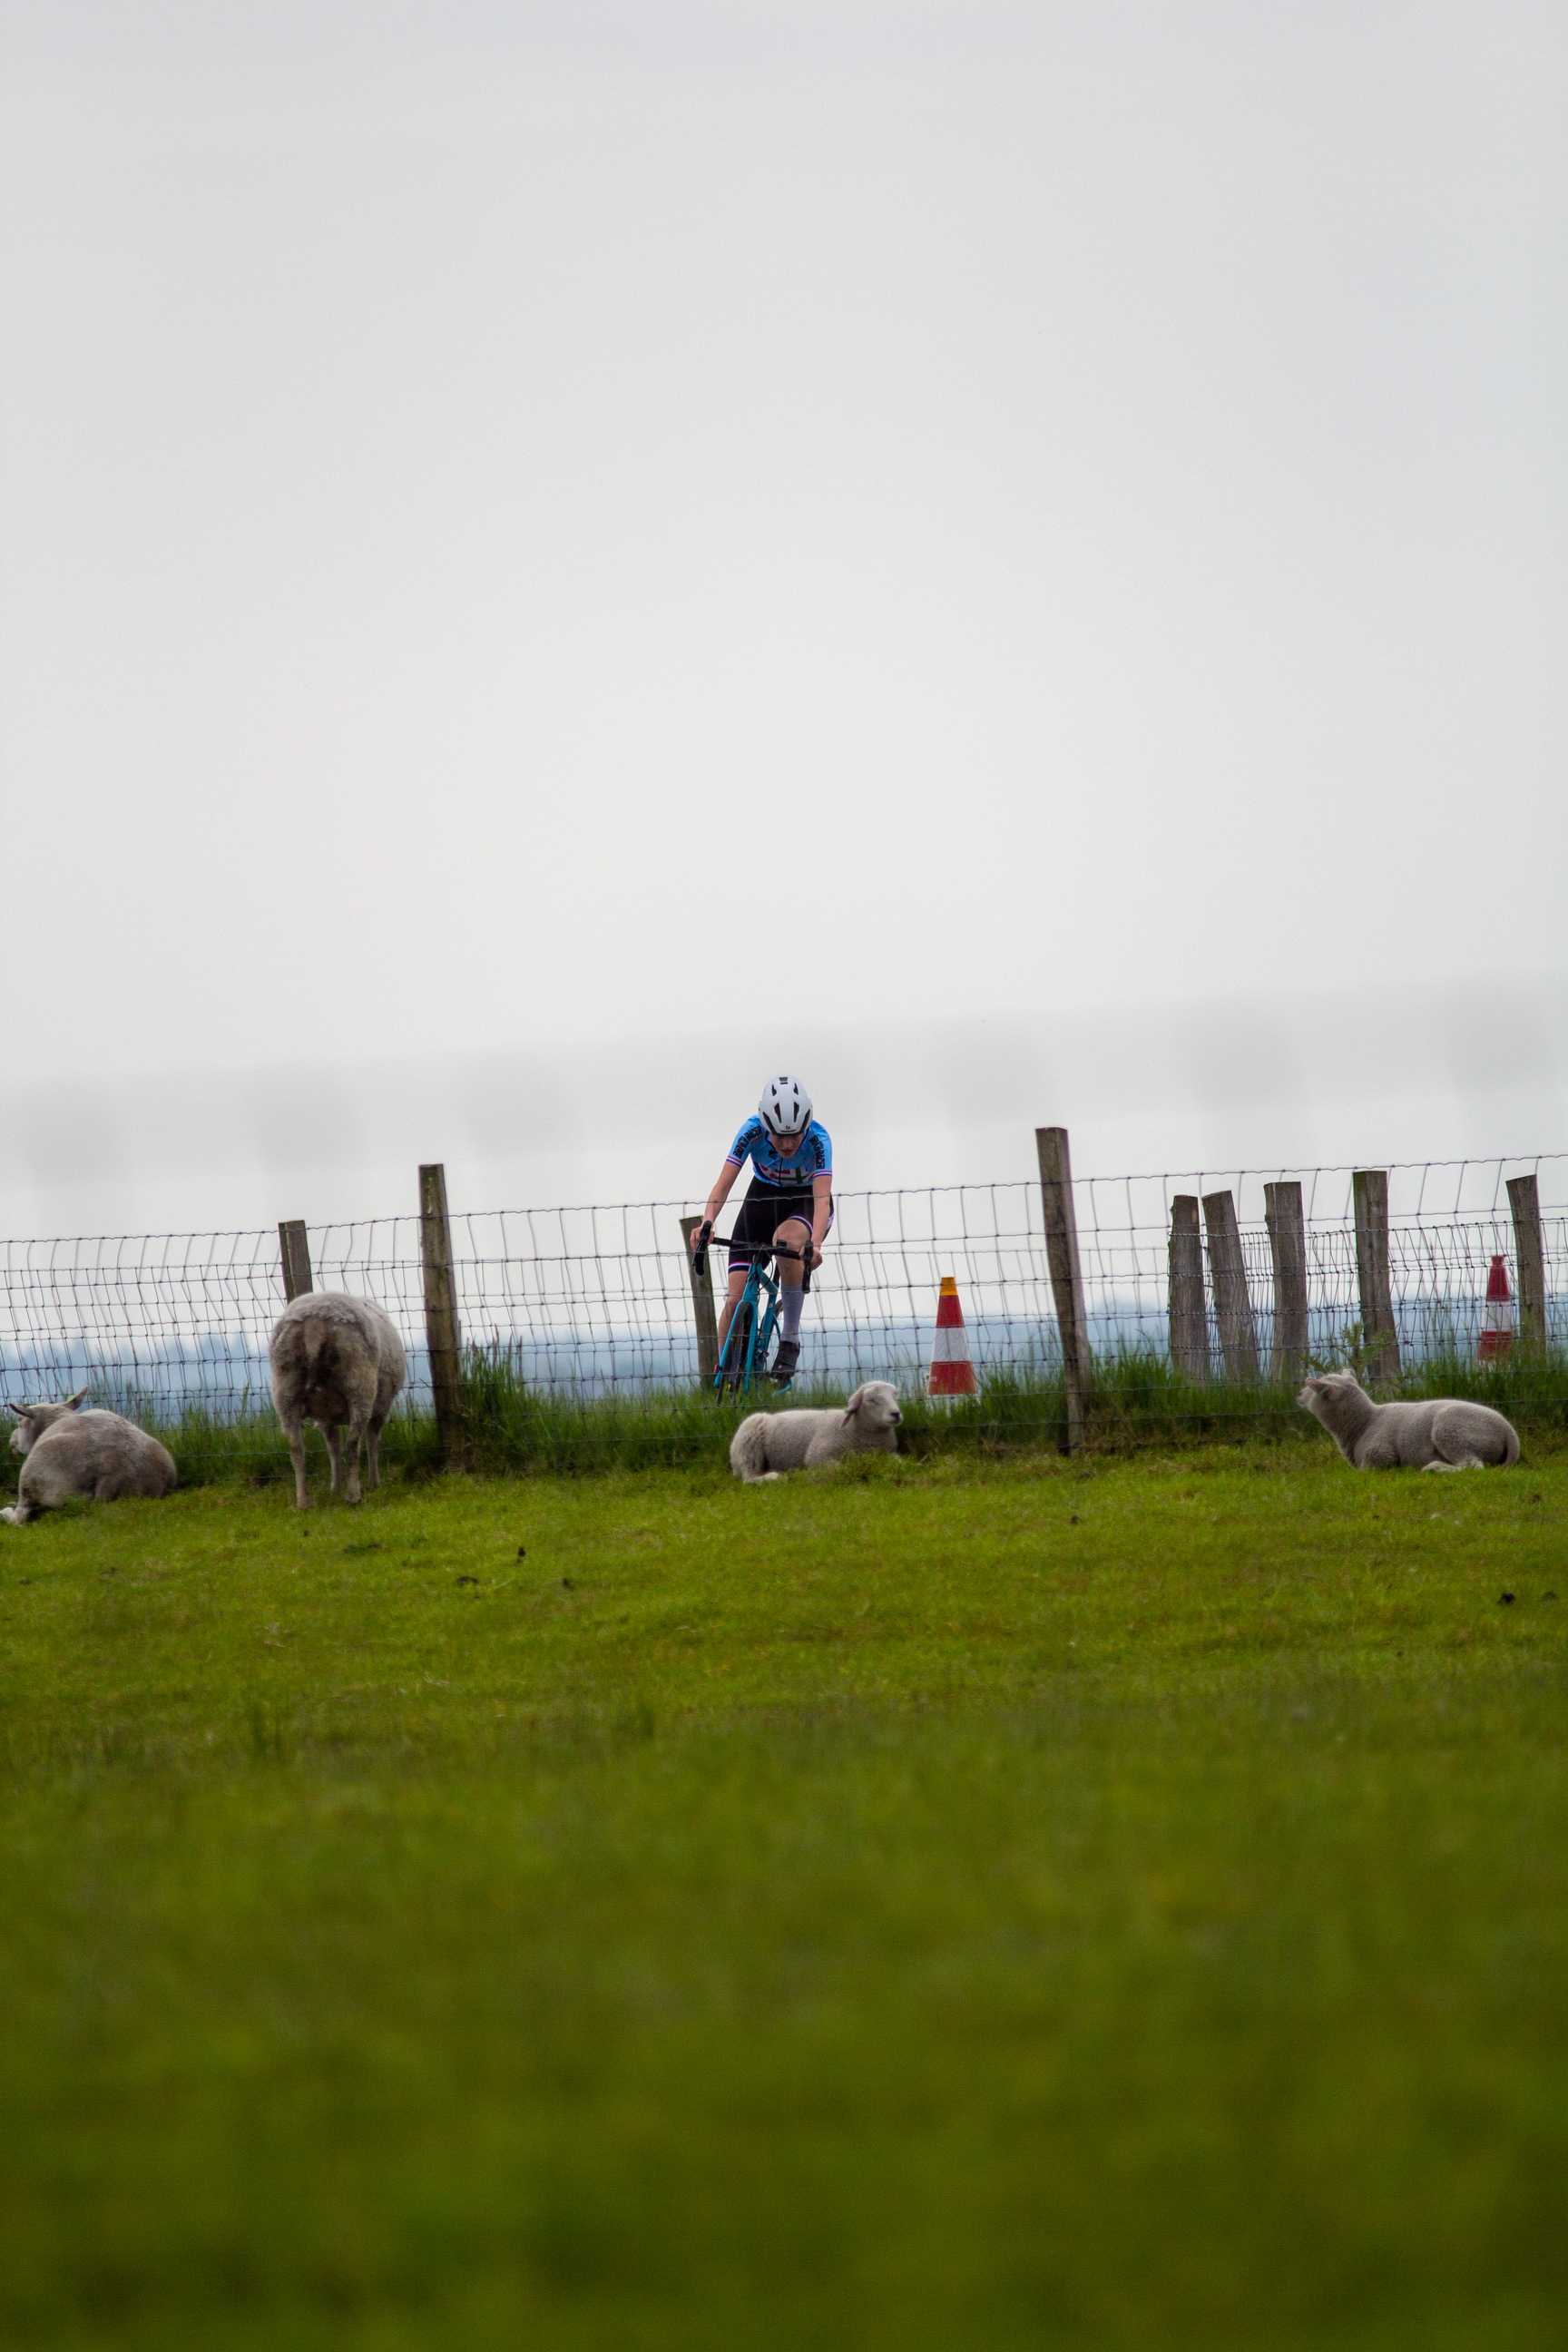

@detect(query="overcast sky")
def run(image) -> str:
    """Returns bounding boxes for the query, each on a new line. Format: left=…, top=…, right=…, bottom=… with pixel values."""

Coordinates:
left=2, top=0, right=1563, bottom=1234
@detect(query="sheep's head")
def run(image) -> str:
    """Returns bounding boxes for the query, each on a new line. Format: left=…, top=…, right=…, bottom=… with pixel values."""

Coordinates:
left=842, top=1381, right=902, bottom=1434
left=1296, top=1370, right=1365, bottom=1419
left=7, top=1389, right=88, bottom=1455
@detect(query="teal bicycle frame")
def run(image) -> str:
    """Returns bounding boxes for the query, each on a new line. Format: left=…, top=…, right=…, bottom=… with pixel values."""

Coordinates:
left=691, top=1225, right=810, bottom=1397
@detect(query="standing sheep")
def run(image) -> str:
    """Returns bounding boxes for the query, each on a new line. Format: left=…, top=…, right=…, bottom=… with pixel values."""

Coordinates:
left=269, top=1293, right=407, bottom=1509
left=730, top=1381, right=903, bottom=1483
left=3, top=1392, right=177, bottom=1524
left=1297, top=1370, right=1520, bottom=1471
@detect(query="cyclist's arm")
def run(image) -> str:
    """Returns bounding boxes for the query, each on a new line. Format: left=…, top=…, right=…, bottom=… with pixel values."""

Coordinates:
left=808, top=1173, right=832, bottom=1268
left=692, top=1159, right=742, bottom=1245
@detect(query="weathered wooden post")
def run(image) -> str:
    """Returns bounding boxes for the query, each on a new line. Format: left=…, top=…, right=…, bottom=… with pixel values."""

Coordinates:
left=1036, top=1125, right=1091, bottom=1452
left=418, top=1162, right=466, bottom=1466
left=278, top=1220, right=313, bottom=1302
left=679, top=1214, right=720, bottom=1387
left=1352, top=1169, right=1401, bottom=1385
left=1168, top=1196, right=1210, bottom=1381
left=1506, top=1173, right=1547, bottom=1351
left=1264, top=1180, right=1308, bottom=1384
left=1202, top=1190, right=1259, bottom=1382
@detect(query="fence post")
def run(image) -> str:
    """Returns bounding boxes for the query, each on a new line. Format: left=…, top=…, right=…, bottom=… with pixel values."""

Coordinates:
left=278, top=1220, right=313, bottom=1302
left=1202, top=1190, right=1259, bottom=1382
left=1352, top=1169, right=1401, bottom=1386
left=1264, top=1181, right=1308, bottom=1384
left=1168, top=1196, right=1210, bottom=1381
left=418, top=1162, right=466, bottom=1466
left=1036, top=1125, right=1090, bottom=1452
left=1506, top=1173, right=1547, bottom=1351
left=679, top=1214, right=720, bottom=1386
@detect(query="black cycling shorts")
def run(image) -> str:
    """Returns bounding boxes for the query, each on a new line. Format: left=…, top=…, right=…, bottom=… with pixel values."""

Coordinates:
left=726, top=1179, right=830, bottom=1273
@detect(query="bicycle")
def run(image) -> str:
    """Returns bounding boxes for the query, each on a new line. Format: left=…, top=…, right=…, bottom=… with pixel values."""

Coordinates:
left=690, top=1222, right=812, bottom=1397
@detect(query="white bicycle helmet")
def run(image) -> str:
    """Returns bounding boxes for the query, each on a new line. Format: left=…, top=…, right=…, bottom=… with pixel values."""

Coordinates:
left=759, top=1074, right=812, bottom=1139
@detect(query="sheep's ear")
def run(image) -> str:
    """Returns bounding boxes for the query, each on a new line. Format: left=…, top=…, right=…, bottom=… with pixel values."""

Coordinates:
left=841, top=1386, right=864, bottom=1426
left=65, top=1388, right=88, bottom=1410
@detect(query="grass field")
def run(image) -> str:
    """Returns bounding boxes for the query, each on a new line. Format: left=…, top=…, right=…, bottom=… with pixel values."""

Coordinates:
left=2, top=1436, right=1566, bottom=2347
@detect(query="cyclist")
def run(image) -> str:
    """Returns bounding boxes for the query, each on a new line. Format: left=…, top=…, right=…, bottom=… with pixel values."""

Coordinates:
left=690, top=1075, right=833, bottom=1383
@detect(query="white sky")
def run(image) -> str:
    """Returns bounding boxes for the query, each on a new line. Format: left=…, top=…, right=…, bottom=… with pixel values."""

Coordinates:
left=2, top=0, right=1563, bottom=1234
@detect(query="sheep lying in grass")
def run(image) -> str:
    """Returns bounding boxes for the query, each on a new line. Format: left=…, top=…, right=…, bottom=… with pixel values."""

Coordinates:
left=1297, top=1370, right=1520, bottom=1471
left=269, top=1292, right=407, bottom=1509
left=2, top=1392, right=177, bottom=1524
left=730, top=1381, right=903, bottom=1483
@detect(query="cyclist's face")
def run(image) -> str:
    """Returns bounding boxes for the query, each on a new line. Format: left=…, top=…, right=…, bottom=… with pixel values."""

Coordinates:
left=772, top=1127, right=804, bottom=1157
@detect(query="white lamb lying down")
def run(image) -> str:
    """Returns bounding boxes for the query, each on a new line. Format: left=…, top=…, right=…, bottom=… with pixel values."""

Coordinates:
left=730, top=1381, right=903, bottom=1483
left=269, top=1291, right=408, bottom=1509
left=3, top=1391, right=177, bottom=1524
left=1298, top=1370, right=1520, bottom=1472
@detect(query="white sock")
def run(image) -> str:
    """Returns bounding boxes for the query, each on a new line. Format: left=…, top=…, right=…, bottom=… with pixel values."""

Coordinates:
left=779, top=1285, right=805, bottom=1342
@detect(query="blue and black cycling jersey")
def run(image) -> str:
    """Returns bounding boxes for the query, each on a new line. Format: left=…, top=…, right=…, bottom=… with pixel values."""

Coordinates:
left=726, top=1117, right=832, bottom=1190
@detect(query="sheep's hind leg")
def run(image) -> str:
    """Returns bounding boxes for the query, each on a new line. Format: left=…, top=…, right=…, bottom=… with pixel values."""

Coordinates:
left=325, top=1426, right=344, bottom=1494
left=283, top=1423, right=311, bottom=1510
left=342, top=1414, right=370, bottom=1504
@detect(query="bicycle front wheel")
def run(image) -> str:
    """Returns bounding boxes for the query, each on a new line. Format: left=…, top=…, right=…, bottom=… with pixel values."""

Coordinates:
left=720, top=1302, right=755, bottom=1396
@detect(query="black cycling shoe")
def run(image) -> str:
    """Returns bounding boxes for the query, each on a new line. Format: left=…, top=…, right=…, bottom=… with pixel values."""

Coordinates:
left=770, top=1338, right=801, bottom=1383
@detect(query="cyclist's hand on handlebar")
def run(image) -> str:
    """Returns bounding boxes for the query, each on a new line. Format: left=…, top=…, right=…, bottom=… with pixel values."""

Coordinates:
left=809, top=1241, right=824, bottom=1270
left=690, top=1219, right=712, bottom=1254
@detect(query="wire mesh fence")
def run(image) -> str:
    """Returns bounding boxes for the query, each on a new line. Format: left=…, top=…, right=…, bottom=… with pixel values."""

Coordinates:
left=0, top=1157, right=1563, bottom=1446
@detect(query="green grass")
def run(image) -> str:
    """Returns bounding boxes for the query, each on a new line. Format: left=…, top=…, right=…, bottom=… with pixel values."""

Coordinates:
left=2, top=1445, right=1566, bottom=2347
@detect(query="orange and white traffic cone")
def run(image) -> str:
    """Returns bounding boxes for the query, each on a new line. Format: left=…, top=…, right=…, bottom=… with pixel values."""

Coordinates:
left=927, top=1275, right=979, bottom=1397
left=1477, top=1254, right=1515, bottom=1362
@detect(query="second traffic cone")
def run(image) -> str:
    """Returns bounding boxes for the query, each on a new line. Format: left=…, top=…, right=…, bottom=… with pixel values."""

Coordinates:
left=1477, top=1254, right=1515, bottom=1362
left=928, top=1275, right=979, bottom=1396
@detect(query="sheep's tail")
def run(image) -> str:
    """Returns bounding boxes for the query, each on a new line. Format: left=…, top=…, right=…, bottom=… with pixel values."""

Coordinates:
left=284, top=1316, right=339, bottom=1384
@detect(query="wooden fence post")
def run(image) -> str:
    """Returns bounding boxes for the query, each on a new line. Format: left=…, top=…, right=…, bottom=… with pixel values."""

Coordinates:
left=1168, top=1196, right=1210, bottom=1381
left=1202, top=1190, right=1260, bottom=1382
left=278, top=1220, right=313, bottom=1302
left=1264, top=1181, right=1308, bottom=1384
left=1036, top=1126, right=1091, bottom=1452
left=679, top=1214, right=720, bottom=1386
left=1506, top=1173, right=1548, bottom=1351
left=1352, top=1169, right=1401, bottom=1386
left=418, top=1162, right=466, bottom=1466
